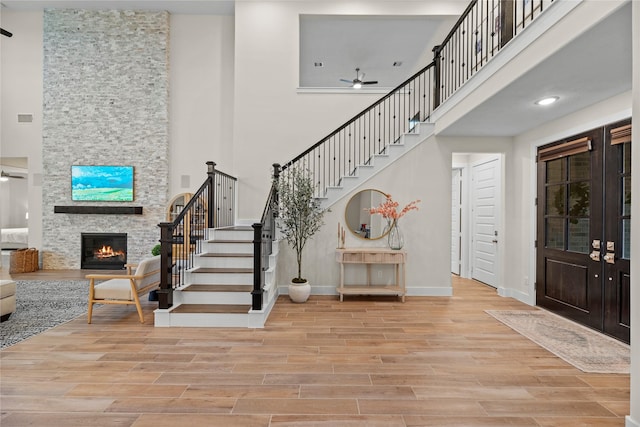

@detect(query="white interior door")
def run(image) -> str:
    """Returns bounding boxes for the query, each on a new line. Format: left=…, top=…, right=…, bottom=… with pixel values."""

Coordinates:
left=471, top=158, right=500, bottom=287
left=451, top=168, right=462, bottom=275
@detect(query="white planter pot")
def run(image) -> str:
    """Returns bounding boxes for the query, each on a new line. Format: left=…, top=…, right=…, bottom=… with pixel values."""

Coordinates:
left=288, top=280, right=311, bottom=303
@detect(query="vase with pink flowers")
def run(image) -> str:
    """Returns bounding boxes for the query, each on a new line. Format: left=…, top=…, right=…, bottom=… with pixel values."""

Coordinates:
left=369, top=194, right=420, bottom=250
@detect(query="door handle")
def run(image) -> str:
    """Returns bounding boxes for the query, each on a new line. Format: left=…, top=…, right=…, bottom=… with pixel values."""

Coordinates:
left=589, top=251, right=600, bottom=262
left=603, top=252, right=615, bottom=264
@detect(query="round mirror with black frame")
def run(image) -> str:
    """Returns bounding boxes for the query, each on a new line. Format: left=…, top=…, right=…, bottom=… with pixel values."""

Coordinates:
left=344, top=189, right=390, bottom=240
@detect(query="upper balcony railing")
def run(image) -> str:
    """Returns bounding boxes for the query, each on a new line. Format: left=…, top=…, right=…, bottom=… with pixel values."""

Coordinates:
left=434, top=0, right=555, bottom=106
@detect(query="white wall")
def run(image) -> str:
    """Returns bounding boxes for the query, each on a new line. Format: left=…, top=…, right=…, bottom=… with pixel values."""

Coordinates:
left=628, top=2, right=639, bottom=426
left=169, top=14, right=235, bottom=196
left=232, top=1, right=463, bottom=220
left=277, top=133, right=454, bottom=296
left=0, top=11, right=43, bottom=248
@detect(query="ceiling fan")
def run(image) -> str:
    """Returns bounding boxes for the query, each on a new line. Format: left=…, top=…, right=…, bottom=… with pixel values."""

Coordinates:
left=1, top=170, right=25, bottom=180
left=340, top=67, right=378, bottom=89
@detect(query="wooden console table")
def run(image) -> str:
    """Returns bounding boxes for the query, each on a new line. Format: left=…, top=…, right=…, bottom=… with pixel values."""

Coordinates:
left=336, top=248, right=406, bottom=302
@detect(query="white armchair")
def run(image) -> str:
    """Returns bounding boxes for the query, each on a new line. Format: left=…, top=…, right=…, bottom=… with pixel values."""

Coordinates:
left=86, top=255, right=161, bottom=323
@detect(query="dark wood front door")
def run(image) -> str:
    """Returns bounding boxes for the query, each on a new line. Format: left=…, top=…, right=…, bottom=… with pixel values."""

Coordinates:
left=536, top=119, right=631, bottom=344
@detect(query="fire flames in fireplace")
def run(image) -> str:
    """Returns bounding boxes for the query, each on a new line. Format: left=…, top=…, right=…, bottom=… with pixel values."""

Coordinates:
left=95, top=245, right=125, bottom=259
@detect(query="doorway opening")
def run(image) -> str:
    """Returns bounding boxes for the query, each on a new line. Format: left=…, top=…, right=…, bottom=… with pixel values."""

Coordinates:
left=452, top=153, right=504, bottom=290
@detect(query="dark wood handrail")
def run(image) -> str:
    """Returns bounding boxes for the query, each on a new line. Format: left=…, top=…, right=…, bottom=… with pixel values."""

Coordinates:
left=281, top=60, right=436, bottom=170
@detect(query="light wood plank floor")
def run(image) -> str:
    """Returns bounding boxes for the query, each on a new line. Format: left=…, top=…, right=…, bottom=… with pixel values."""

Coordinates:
left=0, top=271, right=630, bottom=426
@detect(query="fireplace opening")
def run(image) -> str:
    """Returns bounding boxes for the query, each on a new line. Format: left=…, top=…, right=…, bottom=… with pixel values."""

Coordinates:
left=81, top=233, right=127, bottom=270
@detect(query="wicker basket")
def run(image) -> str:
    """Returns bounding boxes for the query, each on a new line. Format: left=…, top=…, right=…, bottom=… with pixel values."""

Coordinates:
left=9, top=248, right=39, bottom=274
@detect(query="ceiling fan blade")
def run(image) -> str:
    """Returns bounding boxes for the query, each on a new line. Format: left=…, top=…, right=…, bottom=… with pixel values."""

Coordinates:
left=362, top=81, right=378, bottom=85
left=1, top=171, right=25, bottom=179
left=339, top=79, right=353, bottom=84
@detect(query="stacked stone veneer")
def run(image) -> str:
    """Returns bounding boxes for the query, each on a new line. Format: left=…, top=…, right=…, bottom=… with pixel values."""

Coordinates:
left=42, top=10, right=169, bottom=269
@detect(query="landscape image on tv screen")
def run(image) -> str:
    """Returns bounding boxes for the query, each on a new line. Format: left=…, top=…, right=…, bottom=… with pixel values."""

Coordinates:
left=71, top=165, right=134, bottom=202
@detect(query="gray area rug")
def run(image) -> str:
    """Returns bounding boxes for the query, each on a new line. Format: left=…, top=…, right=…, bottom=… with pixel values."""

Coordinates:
left=0, top=280, right=91, bottom=349
left=486, top=309, right=630, bottom=374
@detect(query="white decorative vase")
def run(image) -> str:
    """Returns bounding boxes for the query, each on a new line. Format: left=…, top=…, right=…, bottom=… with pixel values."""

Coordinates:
left=289, top=280, right=311, bottom=303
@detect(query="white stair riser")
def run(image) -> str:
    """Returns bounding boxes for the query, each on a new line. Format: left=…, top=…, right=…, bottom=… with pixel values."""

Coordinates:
left=191, top=272, right=253, bottom=284
left=195, top=256, right=253, bottom=269
left=167, top=313, right=250, bottom=328
left=211, top=229, right=254, bottom=240
left=202, top=242, right=253, bottom=254
left=177, top=291, right=252, bottom=305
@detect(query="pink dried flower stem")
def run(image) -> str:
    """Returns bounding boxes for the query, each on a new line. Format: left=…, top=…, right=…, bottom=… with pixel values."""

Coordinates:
left=368, top=194, right=421, bottom=220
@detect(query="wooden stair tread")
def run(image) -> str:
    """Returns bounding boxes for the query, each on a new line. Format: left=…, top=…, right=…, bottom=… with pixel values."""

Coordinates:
left=183, top=284, right=253, bottom=292
left=172, top=304, right=250, bottom=314
left=192, top=267, right=253, bottom=274
left=200, top=253, right=252, bottom=258
left=216, top=226, right=253, bottom=231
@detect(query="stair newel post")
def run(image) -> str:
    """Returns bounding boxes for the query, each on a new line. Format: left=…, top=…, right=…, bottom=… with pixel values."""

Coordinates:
left=206, top=161, right=216, bottom=229
left=272, top=163, right=281, bottom=217
left=251, top=223, right=264, bottom=311
left=432, top=44, right=442, bottom=109
left=158, top=222, right=174, bottom=309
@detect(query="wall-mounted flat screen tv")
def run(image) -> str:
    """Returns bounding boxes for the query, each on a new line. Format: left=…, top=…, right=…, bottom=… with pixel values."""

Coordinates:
left=71, top=165, right=134, bottom=202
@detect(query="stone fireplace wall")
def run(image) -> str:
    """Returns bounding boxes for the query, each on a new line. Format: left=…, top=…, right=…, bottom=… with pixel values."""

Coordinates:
left=42, top=9, right=170, bottom=269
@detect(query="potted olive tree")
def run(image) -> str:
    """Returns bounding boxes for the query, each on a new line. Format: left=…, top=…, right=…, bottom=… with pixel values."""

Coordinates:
left=275, top=167, right=326, bottom=303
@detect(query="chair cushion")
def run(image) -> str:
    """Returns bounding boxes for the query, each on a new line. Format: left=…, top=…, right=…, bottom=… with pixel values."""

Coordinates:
left=133, top=256, right=160, bottom=291
left=94, top=278, right=135, bottom=301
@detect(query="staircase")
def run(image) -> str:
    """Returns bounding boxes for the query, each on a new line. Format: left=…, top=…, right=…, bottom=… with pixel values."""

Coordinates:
left=154, top=0, right=557, bottom=329
left=320, top=122, right=435, bottom=209
left=154, top=226, right=279, bottom=328
left=154, top=123, right=434, bottom=328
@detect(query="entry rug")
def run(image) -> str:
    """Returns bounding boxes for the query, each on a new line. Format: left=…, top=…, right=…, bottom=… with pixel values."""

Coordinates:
left=486, top=309, right=630, bottom=374
left=0, top=280, right=91, bottom=349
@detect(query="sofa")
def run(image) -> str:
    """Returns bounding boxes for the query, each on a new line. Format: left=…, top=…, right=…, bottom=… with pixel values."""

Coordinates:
left=0, top=280, right=17, bottom=321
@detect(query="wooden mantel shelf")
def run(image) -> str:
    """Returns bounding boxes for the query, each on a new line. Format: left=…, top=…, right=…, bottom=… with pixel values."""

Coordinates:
left=336, top=248, right=406, bottom=302
left=54, top=206, right=143, bottom=215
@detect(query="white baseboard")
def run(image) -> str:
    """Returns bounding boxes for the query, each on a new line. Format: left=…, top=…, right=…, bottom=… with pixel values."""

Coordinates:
left=498, top=286, right=535, bottom=306
left=627, top=415, right=640, bottom=427
left=407, top=286, right=453, bottom=297
left=279, top=285, right=453, bottom=297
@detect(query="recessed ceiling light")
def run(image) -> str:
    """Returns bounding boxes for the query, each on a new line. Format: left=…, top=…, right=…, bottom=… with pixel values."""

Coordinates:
left=393, top=61, right=402, bottom=67
left=314, top=62, right=323, bottom=67
left=535, top=96, right=559, bottom=106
